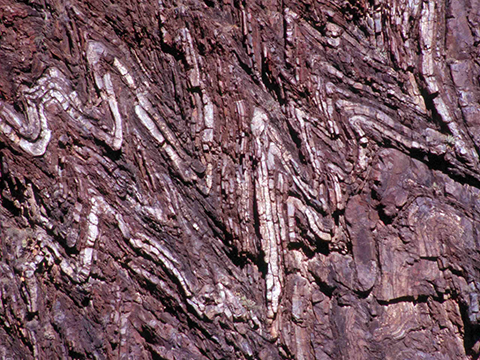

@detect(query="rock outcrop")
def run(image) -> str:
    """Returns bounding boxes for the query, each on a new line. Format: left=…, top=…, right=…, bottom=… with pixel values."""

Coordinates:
left=0, top=0, right=479, bottom=358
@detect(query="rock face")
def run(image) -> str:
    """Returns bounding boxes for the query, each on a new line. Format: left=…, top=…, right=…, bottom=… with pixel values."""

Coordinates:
left=0, top=0, right=480, bottom=358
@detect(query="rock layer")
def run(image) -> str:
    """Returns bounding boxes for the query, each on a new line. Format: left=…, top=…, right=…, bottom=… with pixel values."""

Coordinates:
left=0, top=0, right=480, bottom=358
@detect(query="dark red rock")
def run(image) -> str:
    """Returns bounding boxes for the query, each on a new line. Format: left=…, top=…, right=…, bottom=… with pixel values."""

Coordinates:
left=0, top=0, right=480, bottom=358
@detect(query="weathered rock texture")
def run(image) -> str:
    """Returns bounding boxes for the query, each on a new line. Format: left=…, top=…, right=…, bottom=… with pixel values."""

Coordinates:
left=0, top=0, right=480, bottom=358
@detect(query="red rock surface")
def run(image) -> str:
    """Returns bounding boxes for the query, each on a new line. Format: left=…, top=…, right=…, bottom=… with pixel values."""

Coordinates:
left=0, top=0, right=479, bottom=358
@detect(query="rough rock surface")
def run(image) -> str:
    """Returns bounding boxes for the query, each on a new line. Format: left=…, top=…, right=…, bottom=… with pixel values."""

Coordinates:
left=0, top=0, right=480, bottom=358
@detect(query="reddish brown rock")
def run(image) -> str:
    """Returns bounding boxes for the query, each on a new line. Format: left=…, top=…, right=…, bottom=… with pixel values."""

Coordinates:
left=0, top=0, right=480, bottom=358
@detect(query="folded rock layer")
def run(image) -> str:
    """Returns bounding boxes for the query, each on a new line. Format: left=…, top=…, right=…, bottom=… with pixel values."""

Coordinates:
left=0, top=0, right=479, bottom=358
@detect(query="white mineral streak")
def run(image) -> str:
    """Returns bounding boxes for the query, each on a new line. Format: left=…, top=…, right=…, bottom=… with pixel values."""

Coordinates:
left=292, top=107, right=330, bottom=200
left=419, top=0, right=436, bottom=91
left=128, top=262, right=168, bottom=289
left=287, top=197, right=332, bottom=242
left=163, top=144, right=184, bottom=171
left=113, top=57, right=136, bottom=89
left=339, top=99, right=429, bottom=153
left=139, top=204, right=168, bottom=226
left=284, top=8, right=299, bottom=45
left=58, top=195, right=112, bottom=283
left=115, top=213, right=130, bottom=239
left=86, top=41, right=124, bottom=150
left=122, top=233, right=198, bottom=316
left=0, top=101, right=26, bottom=132
left=130, top=234, right=193, bottom=296
left=280, top=155, right=317, bottom=198
left=264, top=104, right=335, bottom=243
left=287, top=199, right=297, bottom=242
left=342, top=94, right=476, bottom=164
left=79, top=197, right=100, bottom=279
left=134, top=105, right=165, bottom=144
left=202, top=93, right=215, bottom=144
left=0, top=96, right=51, bottom=157
left=205, top=161, right=213, bottom=194
left=129, top=234, right=208, bottom=317
left=284, top=8, right=303, bottom=82
left=179, top=27, right=215, bottom=192
left=23, top=262, right=39, bottom=313
left=251, top=108, right=282, bottom=321
left=181, top=28, right=201, bottom=89
left=121, top=201, right=231, bottom=321
left=315, top=79, right=340, bottom=137
left=86, top=41, right=105, bottom=67
left=349, top=115, right=371, bottom=170
left=260, top=150, right=282, bottom=320
left=276, top=172, right=289, bottom=243
left=236, top=102, right=254, bottom=245
left=102, top=73, right=123, bottom=150
left=305, top=201, right=332, bottom=241
left=251, top=108, right=267, bottom=138
left=92, top=28, right=207, bottom=187
left=332, top=175, right=344, bottom=211
left=1, top=40, right=132, bottom=156
left=294, top=108, right=315, bottom=164
left=418, top=1, right=473, bottom=161
left=406, top=72, right=427, bottom=112
left=134, top=89, right=196, bottom=183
